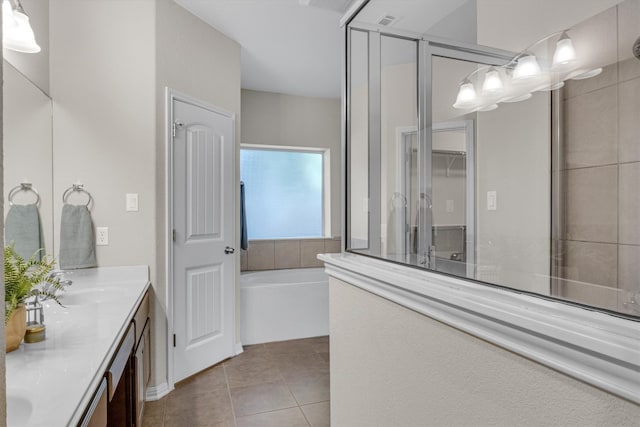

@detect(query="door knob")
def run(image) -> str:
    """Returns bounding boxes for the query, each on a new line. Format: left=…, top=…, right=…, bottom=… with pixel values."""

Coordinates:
left=224, top=246, right=235, bottom=254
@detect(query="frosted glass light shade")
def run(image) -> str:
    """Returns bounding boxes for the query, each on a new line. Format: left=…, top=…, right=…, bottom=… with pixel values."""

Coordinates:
left=2, top=0, right=17, bottom=30
left=513, top=55, right=541, bottom=80
left=552, top=33, right=577, bottom=67
left=482, top=67, right=503, bottom=94
left=453, top=80, right=477, bottom=108
left=4, top=9, right=41, bottom=53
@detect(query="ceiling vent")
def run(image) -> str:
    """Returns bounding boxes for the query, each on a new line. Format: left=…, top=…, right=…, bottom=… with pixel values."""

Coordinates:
left=377, top=14, right=398, bottom=27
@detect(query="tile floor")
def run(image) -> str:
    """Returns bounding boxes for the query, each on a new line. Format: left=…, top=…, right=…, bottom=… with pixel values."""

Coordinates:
left=142, top=336, right=330, bottom=427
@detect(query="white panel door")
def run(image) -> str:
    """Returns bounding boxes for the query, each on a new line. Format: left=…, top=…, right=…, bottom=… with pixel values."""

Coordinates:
left=172, top=97, right=235, bottom=382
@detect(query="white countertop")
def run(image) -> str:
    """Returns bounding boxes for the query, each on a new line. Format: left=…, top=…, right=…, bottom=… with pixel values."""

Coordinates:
left=6, top=265, right=150, bottom=427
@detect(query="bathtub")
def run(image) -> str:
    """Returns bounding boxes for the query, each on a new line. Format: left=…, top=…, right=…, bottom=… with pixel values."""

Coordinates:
left=240, top=268, right=329, bottom=345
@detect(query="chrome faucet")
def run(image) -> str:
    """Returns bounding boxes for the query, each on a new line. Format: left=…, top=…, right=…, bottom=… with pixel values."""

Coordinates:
left=40, top=270, right=72, bottom=300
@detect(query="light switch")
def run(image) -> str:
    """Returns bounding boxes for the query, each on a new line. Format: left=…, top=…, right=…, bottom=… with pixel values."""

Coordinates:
left=487, top=191, right=497, bottom=211
left=126, top=193, right=139, bottom=212
left=446, top=199, right=454, bottom=213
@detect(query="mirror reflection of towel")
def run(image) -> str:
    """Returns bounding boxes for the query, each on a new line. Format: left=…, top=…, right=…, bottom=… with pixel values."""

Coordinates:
left=5, top=204, right=43, bottom=261
left=59, top=204, right=97, bottom=269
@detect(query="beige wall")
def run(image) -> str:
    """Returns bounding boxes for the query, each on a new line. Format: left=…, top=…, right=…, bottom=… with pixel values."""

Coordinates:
left=241, top=89, right=341, bottom=238
left=155, top=0, right=242, bottom=384
left=475, top=93, right=551, bottom=294
left=50, top=0, right=156, bottom=267
left=476, top=0, right=624, bottom=52
left=330, top=277, right=640, bottom=426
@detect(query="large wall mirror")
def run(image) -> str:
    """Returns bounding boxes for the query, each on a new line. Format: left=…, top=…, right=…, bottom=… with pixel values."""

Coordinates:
left=346, top=0, right=640, bottom=318
left=3, top=60, right=54, bottom=259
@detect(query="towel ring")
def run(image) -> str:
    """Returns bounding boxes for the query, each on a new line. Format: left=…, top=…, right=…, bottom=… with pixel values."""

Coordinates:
left=8, top=182, right=40, bottom=206
left=62, top=184, right=93, bottom=207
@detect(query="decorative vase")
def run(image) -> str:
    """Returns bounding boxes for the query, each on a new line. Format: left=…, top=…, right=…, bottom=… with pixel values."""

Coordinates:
left=6, top=304, right=26, bottom=353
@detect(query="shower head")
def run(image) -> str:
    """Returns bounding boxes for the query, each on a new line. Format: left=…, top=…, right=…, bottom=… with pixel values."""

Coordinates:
left=634, top=36, right=640, bottom=60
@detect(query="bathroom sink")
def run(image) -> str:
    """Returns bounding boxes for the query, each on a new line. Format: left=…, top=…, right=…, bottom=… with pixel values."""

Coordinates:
left=62, top=288, right=121, bottom=305
left=7, top=391, right=33, bottom=426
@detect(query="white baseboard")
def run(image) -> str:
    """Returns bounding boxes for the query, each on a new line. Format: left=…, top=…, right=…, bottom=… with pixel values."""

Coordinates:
left=146, top=382, right=171, bottom=401
left=234, top=342, right=244, bottom=356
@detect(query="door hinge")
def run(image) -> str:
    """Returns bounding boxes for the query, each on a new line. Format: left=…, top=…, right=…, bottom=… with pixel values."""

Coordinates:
left=172, top=121, right=183, bottom=137
left=172, top=229, right=176, bottom=242
left=173, top=334, right=176, bottom=347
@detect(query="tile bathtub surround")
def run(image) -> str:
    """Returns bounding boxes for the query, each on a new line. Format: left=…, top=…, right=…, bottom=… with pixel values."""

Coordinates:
left=142, top=336, right=330, bottom=427
left=242, top=238, right=342, bottom=271
left=558, top=2, right=640, bottom=315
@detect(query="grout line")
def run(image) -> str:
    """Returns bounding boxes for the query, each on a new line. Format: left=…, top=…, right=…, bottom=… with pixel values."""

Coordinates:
left=222, top=362, right=238, bottom=427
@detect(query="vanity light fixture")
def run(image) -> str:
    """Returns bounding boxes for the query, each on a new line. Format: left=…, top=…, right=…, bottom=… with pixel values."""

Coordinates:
left=481, top=67, right=504, bottom=94
left=512, top=54, right=541, bottom=80
left=2, top=0, right=17, bottom=31
left=453, top=78, right=477, bottom=108
left=3, top=0, right=41, bottom=54
left=552, top=31, right=577, bottom=67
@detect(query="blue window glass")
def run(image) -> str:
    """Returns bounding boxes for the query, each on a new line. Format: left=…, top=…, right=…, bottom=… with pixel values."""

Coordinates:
left=240, top=148, right=324, bottom=239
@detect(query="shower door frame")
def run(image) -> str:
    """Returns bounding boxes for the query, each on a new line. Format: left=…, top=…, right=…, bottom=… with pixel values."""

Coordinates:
left=396, top=121, right=476, bottom=277
left=346, top=21, right=511, bottom=277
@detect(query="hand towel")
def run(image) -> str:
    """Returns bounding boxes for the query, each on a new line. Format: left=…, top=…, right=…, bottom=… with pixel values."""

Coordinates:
left=5, top=204, right=43, bottom=261
left=59, top=203, right=97, bottom=269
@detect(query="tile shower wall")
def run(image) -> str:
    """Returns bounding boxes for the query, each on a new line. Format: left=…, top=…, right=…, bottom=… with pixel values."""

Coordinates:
left=241, top=238, right=341, bottom=271
left=558, top=0, right=640, bottom=314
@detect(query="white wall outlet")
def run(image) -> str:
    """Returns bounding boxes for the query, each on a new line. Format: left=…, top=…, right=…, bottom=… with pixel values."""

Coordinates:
left=487, top=191, right=497, bottom=211
left=126, top=193, right=139, bottom=212
left=96, top=227, right=109, bottom=245
left=446, top=199, right=454, bottom=213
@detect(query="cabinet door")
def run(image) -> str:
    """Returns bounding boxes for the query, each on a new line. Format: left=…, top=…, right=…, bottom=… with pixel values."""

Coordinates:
left=81, top=378, right=108, bottom=427
left=143, top=319, right=151, bottom=387
left=135, top=319, right=151, bottom=427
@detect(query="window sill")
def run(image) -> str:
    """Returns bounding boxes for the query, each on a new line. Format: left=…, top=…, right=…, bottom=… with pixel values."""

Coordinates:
left=319, top=253, right=640, bottom=404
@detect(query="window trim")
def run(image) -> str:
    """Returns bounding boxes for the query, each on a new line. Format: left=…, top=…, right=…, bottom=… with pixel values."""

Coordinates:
left=240, top=144, right=331, bottom=239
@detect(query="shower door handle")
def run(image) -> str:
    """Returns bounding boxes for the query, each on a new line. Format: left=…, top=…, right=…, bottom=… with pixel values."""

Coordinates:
left=224, top=246, right=235, bottom=254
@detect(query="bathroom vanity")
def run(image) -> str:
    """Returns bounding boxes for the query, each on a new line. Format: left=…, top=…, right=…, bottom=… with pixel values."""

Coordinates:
left=5, top=266, right=151, bottom=426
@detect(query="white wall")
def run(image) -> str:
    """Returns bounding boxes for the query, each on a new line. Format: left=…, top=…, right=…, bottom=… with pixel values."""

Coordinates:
left=155, top=0, right=241, bottom=387
left=241, top=89, right=341, bottom=237
left=330, top=277, right=640, bottom=426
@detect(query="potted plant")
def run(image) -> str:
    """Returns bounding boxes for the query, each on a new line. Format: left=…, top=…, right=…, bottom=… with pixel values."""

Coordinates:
left=5, top=246, right=64, bottom=352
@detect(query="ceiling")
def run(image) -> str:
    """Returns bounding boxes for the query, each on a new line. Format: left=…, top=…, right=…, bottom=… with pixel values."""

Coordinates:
left=174, top=0, right=352, bottom=99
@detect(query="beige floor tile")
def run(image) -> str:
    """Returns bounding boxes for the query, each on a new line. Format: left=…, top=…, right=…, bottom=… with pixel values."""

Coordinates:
left=301, top=401, right=330, bottom=427
left=230, top=382, right=298, bottom=417
left=223, top=344, right=271, bottom=368
left=143, top=337, right=332, bottom=426
left=288, top=373, right=330, bottom=405
left=236, top=407, right=310, bottom=427
left=141, top=414, right=165, bottom=427
left=165, top=387, right=234, bottom=425
left=143, top=397, right=167, bottom=418
left=224, top=358, right=284, bottom=388
left=174, top=363, right=228, bottom=394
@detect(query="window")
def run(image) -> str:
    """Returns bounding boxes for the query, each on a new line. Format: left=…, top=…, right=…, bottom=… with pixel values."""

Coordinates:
left=240, top=146, right=327, bottom=239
